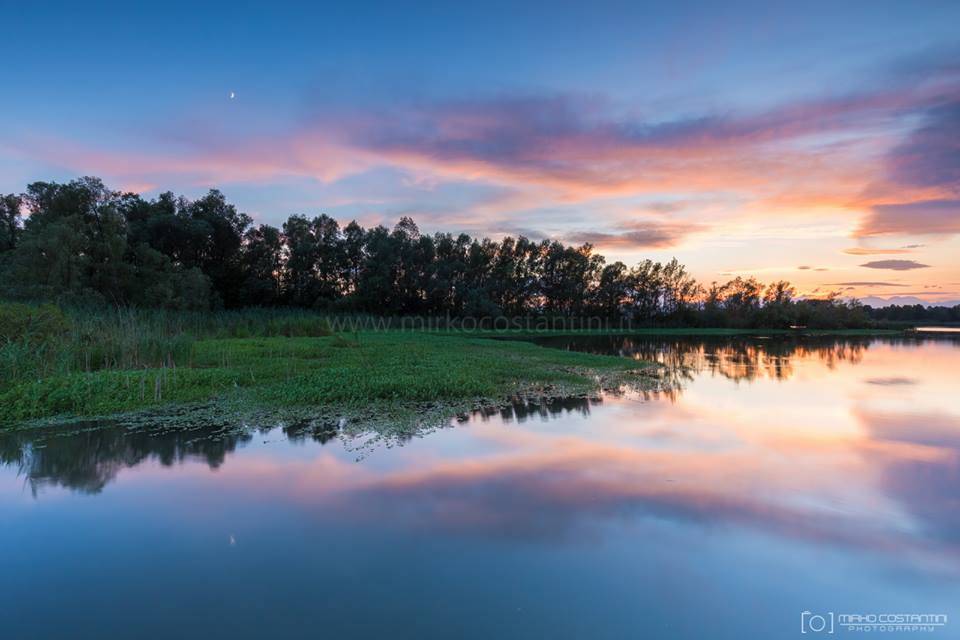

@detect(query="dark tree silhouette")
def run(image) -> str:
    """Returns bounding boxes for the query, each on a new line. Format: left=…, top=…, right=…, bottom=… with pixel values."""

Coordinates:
left=0, top=176, right=927, bottom=328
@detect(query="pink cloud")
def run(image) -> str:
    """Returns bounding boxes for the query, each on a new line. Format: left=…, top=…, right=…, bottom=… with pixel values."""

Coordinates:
left=565, top=221, right=708, bottom=249
left=858, top=199, right=960, bottom=236
left=8, top=57, right=959, bottom=247
left=857, top=100, right=960, bottom=236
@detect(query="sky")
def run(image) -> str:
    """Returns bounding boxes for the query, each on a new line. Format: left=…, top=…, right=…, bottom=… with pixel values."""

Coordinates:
left=1, top=1, right=958, bottom=304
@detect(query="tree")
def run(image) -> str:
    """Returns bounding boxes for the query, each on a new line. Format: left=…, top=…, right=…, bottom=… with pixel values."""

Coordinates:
left=3, top=178, right=131, bottom=303
left=760, top=280, right=797, bottom=328
left=540, top=242, right=602, bottom=316
left=180, top=190, right=251, bottom=307
left=312, top=214, right=343, bottom=306
left=357, top=225, right=399, bottom=312
left=626, top=260, right=664, bottom=322
left=241, top=224, right=283, bottom=306
left=718, top=276, right=764, bottom=327
left=340, top=221, right=366, bottom=297
left=660, top=258, right=700, bottom=321
left=282, top=215, right=319, bottom=307
left=0, top=194, right=21, bottom=252
left=592, top=261, right=629, bottom=318
left=0, top=175, right=881, bottom=329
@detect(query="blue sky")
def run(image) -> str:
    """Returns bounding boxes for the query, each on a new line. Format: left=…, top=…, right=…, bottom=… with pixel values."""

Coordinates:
left=2, top=0, right=959, bottom=301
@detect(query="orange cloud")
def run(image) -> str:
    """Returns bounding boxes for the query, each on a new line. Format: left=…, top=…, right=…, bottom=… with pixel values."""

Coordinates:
left=566, top=221, right=708, bottom=249
left=842, top=247, right=911, bottom=255
left=9, top=65, right=959, bottom=259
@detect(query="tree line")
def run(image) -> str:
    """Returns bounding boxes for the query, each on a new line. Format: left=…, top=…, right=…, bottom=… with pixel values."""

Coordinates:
left=0, top=176, right=890, bottom=328
left=863, top=303, right=960, bottom=325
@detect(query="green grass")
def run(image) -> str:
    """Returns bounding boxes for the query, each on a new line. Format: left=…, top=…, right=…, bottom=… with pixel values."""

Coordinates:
left=0, top=303, right=908, bottom=428
left=0, top=331, right=655, bottom=425
left=0, top=304, right=334, bottom=386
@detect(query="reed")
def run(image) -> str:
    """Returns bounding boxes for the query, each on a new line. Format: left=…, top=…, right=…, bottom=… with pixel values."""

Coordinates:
left=0, top=303, right=333, bottom=387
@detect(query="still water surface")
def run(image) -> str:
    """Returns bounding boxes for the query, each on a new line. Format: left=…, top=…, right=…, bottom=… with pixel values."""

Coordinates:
left=1, top=336, right=958, bottom=638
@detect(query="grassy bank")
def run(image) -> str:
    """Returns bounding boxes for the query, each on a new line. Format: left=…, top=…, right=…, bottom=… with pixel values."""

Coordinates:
left=1, top=303, right=913, bottom=428
left=0, top=330, right=657, bottom=426
left=0, top=304, right=336, bottom=384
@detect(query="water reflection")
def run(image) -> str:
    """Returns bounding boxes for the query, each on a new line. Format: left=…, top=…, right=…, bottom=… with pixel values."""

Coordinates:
left=856, top=409, right=960, bottom=548
left=283, top=420, right=340, bottom=445
left=528, top=334, right=955, bottom=383
left=2, top=336, right=957, bottom=502
left=0, top=422, right=256, bottom=494
left=2, top=335, right=959, bottom=639
left=469, top=396, right=599, bottom=423
left=0, top=399, right=607, bottom=495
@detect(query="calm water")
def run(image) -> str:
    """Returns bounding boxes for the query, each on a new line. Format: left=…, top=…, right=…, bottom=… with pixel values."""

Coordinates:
left=2, top=336, right=959, bottom=639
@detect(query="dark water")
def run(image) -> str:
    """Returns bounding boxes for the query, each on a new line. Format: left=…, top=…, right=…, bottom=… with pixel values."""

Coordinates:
left=2, top=336, right=959, bottom=639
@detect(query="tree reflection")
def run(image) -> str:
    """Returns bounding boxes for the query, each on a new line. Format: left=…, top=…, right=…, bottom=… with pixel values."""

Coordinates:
left=528, top=334, right=923, bottom=383
left=283, top=420, right=340, bottom=445
left=4, top=335, right=950, bottom=495
left=0, top=422, right=255, bottom=495
left=479, top=396, right=598, bottom=423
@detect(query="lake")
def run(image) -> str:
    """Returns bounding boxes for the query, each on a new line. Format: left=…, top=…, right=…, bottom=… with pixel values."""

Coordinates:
left=2, top=335, right=958, bottom=638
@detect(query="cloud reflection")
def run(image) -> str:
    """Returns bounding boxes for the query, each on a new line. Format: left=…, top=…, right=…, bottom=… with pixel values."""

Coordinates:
left=2, top=337, right=959, bottom=577
left=856, top=409, right=960, bottom=548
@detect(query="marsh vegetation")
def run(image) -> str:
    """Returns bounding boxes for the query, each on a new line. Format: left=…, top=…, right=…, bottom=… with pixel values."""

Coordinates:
left=0, top=303, right=663, bottom=425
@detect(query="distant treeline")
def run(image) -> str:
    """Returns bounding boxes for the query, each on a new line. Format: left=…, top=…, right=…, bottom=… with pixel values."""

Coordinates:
left=863, top=304, right=960, bottom=324
left=0, top=176, right=944, bottom=329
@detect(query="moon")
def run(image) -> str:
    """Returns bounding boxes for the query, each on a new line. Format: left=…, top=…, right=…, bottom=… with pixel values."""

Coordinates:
left=229, top=91, right=235, bottom=99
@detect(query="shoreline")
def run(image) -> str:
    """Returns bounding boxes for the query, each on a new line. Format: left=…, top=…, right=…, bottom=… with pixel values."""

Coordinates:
left=0, top=332, right=662, bottom=429
left=0, top=326, right=945, bottom=431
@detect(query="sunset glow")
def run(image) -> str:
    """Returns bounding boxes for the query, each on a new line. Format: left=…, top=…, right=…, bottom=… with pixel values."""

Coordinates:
left=2, top=2, right=958, bottom=304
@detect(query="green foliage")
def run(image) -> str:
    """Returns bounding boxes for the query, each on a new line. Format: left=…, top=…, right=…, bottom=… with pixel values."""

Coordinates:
left=0, top=304, right=333, bottom=389
left=0, top=302, right=70, bottom=344
left=0, top=331, right=648, bottom=424
left=0, top=194, right=20, bottom=252
left=865, top=303, right=960, bottom=325
left=0, top=179, right=215, bottom=309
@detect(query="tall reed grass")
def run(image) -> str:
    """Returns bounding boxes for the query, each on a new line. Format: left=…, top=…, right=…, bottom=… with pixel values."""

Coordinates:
left=0, top=303, right=333, bottom=386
